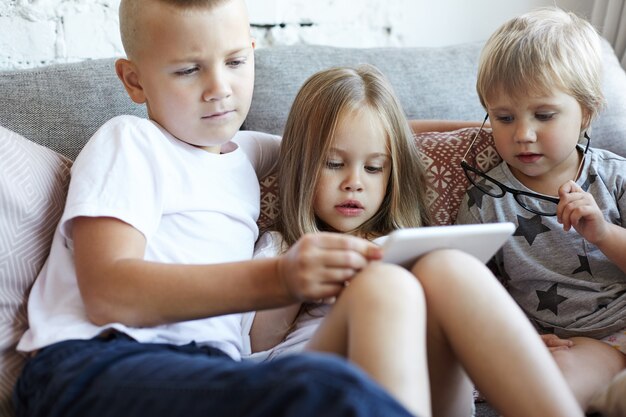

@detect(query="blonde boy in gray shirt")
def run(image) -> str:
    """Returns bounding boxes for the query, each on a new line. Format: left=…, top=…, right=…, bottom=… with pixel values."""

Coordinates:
left=457, top=7, right=626, bottom=414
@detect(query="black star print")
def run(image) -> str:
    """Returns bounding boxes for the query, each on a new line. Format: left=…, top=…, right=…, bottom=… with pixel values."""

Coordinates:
left=572, top=255, right=591, bottom=275
left=467, top=185, right=488, bottom=209
left=581, top=173, right=597, bottom=192
left=536, top=283, right=568, bottom=316
left=514, top=214, right=551, bottom=245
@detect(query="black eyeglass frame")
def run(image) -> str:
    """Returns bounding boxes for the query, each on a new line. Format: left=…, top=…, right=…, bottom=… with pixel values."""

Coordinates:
left=460, top=114, right=590, bottom=217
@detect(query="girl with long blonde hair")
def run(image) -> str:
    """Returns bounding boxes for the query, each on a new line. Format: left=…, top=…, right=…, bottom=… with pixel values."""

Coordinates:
left=245, top=64, right=582, bottom=417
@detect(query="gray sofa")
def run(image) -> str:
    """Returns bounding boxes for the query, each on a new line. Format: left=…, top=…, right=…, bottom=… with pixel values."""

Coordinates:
left=1, top=40, right=626, bottom=417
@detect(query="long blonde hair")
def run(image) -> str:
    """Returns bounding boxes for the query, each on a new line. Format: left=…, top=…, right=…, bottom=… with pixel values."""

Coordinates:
left=276, top=64, right=431, bottom=248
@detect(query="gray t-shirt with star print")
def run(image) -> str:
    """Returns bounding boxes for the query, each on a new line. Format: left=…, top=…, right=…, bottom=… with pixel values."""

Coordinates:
left=456, top=146, right=626, bottom=339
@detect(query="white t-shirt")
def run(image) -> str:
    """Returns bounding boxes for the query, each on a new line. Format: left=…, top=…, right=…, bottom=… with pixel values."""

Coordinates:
left=18, top=115, right=280, bottom=360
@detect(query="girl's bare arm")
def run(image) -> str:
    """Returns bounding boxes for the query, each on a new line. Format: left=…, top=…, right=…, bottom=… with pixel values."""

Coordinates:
left=249, top=305, right=302, bottom=352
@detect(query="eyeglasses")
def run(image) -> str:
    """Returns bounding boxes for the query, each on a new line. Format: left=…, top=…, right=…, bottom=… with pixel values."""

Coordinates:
left=460, top=114, right=590, bottom=217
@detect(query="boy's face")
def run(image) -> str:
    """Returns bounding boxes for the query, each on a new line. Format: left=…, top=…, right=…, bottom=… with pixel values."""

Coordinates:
left=486, top=88, right=585, bottom=194
left=125, top=0, right=254, bottom=152
left=313, top=108, right=391, bottom=235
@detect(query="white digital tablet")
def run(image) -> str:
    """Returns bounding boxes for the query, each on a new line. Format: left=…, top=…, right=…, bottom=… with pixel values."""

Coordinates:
left=379, top=222, right=515, bottom=268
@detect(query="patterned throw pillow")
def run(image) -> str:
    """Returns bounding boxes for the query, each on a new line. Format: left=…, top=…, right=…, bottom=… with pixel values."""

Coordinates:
left=0, top=126, right=72, bottom=415
left=414, top=127, right=500, bottom=225
left=258, top=174, right=279, bottom=231
left=258, top=127, right=500, bottom=229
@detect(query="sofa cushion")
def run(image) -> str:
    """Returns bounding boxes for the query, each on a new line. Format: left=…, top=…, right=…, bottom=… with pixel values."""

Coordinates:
left=415, top=127, right=500, bottom=225
left=0, top=126, right=71, bottom=415
left=259, top=175, right=279, bottom=231
left=0, top=38, right=624, bottom=161
left=0, top=59, right=145, bottom=161
left=246, top=39, right=626, bottom=158
left=247, top=43, right=485, bottom=135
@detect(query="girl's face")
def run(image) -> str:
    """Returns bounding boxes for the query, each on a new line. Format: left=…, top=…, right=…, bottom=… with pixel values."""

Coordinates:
left=313, top=108, right=391, bottom=235
left=486, top=88, right=586, bottom=195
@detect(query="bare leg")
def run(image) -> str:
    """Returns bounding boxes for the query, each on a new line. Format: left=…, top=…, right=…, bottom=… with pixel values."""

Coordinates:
left=423, top=309, right=474, bottom=417
left=412, top=249, right=584, bottom=417
left=306, top=262, right=431, bottom=417
left=551, top=337, right=626, bottom=410
left=588, top=366, right=626, bottom=416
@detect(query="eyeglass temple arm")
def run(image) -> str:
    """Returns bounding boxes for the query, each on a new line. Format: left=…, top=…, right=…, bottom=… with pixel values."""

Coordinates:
left=461, top=114, right=489, bottom=161
left=574, top=132, right=591, bottom=181
left=583, top=131, right=591, bottom=153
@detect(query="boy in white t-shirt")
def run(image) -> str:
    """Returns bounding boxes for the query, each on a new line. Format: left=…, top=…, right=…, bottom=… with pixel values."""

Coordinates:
left=13, top=1, right=415, bottom=416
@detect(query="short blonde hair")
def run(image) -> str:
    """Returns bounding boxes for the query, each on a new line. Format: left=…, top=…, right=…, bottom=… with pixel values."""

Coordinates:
left=119, top=0, right=230, bottom=59
left=276, top=64, right=431, bottom=247
left=477, top=7, right=605, bottom=128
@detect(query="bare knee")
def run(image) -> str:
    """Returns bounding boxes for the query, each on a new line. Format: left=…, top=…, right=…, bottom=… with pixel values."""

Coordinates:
left=553, top=337, right=626, bottom=372
left=411, top=249, right=490, bottom=287
left=345, top=263, right=425, bottom=313
left=551, top=337, right=626, bottom=408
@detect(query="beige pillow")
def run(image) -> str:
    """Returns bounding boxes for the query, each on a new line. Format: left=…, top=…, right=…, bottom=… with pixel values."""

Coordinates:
left=0, top=126, right=71, bottom=415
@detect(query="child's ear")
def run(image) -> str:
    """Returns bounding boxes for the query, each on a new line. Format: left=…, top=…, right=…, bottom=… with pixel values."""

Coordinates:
left=115, top=58, right=146, bottom=104
left=580, top=105, right=594, bottom=131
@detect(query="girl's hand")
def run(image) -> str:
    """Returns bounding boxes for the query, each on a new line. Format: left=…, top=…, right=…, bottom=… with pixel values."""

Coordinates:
left=277, top=232, right=382, bottom=302
left=557, top=181, right=608, bottom=244
left=541, top=334, right=573, bottom=352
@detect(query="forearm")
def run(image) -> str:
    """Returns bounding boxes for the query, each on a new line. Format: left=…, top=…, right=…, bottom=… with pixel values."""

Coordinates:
left=595, top=223, right=626, bottom=273
left=73, top=216, right=296, bottom=327
left=80, top=257, right=294, bottom=328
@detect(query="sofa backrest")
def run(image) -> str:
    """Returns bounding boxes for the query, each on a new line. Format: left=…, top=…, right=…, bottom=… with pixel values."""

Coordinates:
left=246, top=43, right=485, bottom=133
left=246, top=41, right=626, bottom=157
left=0, top=59, right=145, bottom=160
left=1, top=39, right=626, bottom=160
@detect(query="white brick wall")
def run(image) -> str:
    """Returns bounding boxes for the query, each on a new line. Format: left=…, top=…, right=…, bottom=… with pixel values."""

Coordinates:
left=248, top=0, right=407, bottom=47
left=0, top=0, right=122, bottom=69
left=0, top=0, right=589, bottom=70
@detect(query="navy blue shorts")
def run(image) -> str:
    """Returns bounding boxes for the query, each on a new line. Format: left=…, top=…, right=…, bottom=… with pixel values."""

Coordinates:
left=14, top=333, right=412, bottom=417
